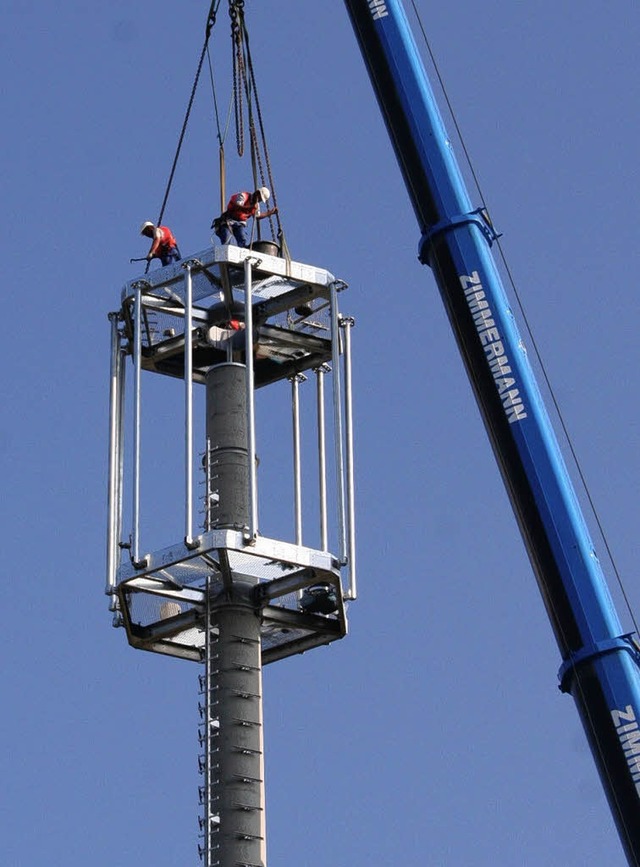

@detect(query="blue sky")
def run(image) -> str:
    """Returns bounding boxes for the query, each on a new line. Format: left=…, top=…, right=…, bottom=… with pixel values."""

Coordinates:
left=2, top=1, right=639, bottom=865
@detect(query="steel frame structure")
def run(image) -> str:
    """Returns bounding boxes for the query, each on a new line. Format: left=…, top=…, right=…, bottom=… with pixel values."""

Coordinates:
left=106, top=244, right=357, bottom=865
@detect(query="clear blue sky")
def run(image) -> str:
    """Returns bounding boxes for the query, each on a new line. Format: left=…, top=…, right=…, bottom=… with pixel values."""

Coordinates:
left=2, top=1, right=640, bottom=865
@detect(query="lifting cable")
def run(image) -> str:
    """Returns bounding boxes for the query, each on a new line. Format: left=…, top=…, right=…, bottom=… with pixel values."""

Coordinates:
left=408, top=0, right=638, bottom=637
left=229, top=0, right=288, bottom=253
left=231, top=1, right=246, bottom=159
left=206, top=43, right=234, bottom=212
left=152, top=0, right=288, bottom=260
left=154, top=0, right=222, bottom=229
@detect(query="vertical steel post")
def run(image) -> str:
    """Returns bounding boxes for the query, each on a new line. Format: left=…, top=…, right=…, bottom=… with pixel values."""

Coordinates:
left=132, top=282, right=143, bottom=566
left=184, top=263, right=195, bottom=547
left=315, top=365, right=329, bottom=551
left=291, top=374, right=304, bottom=546
left=116, top=343, right=126, bottom=539
left=330, top=284, right=347, bottom=563
left=106, top=313, right=122, bottom=596
left=244, top=257, right=259, bottom=540
left=341, top=317, right=357, bottom=599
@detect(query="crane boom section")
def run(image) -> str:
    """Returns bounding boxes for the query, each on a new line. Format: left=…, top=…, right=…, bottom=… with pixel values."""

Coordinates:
left=342, top=0, right=640, bottom=861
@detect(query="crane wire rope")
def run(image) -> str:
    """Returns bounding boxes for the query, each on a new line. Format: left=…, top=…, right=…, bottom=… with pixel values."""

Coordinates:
left=229, top=0, right=286, bottom=251
left=241, top=18, right=283, bottom=246
left=206, top=43, right=234, bottom=211
left=153, top=0, right=222, bottom=234
left=239, top=35, right=270, bottom=243
left=408, top=0, right=637, bottom=636
left=231, top=0, right=246, bottom=159
left=151, top=0, right=290, bottom=261
left=409, top=1, right=639, bottom=842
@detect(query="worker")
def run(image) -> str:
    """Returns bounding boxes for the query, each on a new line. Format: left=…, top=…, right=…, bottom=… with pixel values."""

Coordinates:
left=212, top=187, right=277, bottom=248
left=140, top=221, right=182, bottom=266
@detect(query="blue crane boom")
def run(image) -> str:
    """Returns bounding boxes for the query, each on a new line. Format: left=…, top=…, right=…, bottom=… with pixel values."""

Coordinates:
left=342, top=0, right=640, bottom=861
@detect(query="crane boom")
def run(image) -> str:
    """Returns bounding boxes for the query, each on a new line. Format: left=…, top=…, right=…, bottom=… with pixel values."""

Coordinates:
left=343, top=0, right=640, bottom=861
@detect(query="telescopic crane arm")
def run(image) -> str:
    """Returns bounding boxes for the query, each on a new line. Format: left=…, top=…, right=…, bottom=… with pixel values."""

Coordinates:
left=342, top=1, right=640, bottom=862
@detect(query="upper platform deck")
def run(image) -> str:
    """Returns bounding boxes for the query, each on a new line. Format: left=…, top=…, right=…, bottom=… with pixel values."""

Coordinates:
left=120, top=244, right=346, bottom=388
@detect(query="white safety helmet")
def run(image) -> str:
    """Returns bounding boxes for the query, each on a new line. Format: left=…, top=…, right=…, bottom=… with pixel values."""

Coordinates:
left=257, top=187, right=270, bottom=203
left=140, top=220, right=155, bottom=235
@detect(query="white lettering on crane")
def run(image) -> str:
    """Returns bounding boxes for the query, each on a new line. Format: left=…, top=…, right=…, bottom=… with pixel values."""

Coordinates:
left=612, top=705, right=640, bottom=797
left=460, top=271, right=527, bottom=424
left=367, top=0, right=389, bottom=21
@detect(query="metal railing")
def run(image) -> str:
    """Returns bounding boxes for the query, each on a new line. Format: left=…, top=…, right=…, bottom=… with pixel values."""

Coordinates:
left=106, top=252, right=356, bottom=605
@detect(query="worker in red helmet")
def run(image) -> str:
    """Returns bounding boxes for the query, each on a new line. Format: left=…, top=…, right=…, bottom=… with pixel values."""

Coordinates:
left=212, top=187, right=277, bottom=248
left=140, top=221, right=182, bottom=266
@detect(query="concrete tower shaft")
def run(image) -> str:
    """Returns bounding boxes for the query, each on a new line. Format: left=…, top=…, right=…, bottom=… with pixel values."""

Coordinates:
left=201, top=597, right=266, bottom=867
left=206, top=363, right=250, bottom=531
left=201, top=357, right=265, bottom=866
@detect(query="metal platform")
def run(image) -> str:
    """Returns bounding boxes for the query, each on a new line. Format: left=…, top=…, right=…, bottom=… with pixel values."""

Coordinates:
left=120, top=244, right=343, bottom=388
left=116, top=529, right=346, bottom=664
left=107, top=245, right=356, bottom=665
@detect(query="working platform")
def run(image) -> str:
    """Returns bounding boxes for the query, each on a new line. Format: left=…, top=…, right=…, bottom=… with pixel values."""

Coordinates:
left=120, top=244, right=343, bottom=388
left=115, top=529, right=346, bottom=664
left=107, top=244, right=356, bottom=665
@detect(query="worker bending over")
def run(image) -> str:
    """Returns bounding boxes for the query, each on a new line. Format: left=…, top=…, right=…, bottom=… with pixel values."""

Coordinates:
left=140, top=221, right=182, bottom=266
left=212, top=187, right=277, bottom=248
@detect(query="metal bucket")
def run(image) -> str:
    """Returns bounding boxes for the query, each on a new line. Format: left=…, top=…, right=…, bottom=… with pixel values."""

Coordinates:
left=250, top=239, right=280, bottom=257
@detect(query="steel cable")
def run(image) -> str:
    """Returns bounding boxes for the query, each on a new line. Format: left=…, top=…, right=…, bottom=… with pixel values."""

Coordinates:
left=155, top=0, right=221, bottom=229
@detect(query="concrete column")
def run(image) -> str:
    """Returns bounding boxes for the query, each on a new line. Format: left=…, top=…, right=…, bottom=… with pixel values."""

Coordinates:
left=204, top=596, right=266, bottom=867
left=206, top=363, right=250, bottom=531
left=202, top=361, right=266, bottom=867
